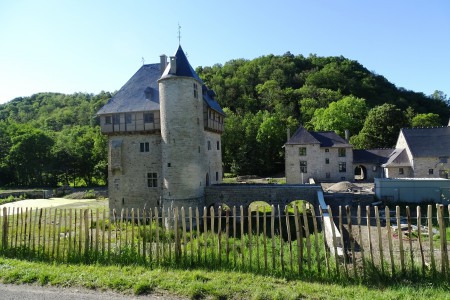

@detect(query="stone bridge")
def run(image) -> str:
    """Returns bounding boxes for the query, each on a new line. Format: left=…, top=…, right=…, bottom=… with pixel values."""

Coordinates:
left=204, top=184, right=322, bottom=213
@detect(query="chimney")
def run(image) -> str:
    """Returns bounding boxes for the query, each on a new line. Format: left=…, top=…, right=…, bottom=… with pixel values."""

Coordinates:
left=344, top=129, right=350, bottom=141
left=160, top=54, right=167, bottom=75
left=169, top=56, right=177, bottom=74
left=287, top=128, right=291, bottom=142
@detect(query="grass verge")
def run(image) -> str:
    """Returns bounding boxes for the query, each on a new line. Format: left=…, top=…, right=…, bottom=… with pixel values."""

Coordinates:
left=0, top=257, right=449, bottom=300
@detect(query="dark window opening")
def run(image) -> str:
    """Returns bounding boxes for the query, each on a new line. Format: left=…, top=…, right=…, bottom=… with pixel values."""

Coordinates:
left=300, top=161, right=307, bottom=173
left=140, top=142, right=150, bottom=152
left=144, top=113, right=154, bottom=123
left=113, top=114, right=120, bottom=124
left=299, top=147, right=307, bottom=156
left=147, top=173, right=158, bottom=188
left=125, top=113, right=132, bottom=124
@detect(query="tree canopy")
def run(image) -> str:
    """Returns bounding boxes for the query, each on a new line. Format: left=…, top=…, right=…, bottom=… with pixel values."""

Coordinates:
left=0, top=92, right=110, bottom=187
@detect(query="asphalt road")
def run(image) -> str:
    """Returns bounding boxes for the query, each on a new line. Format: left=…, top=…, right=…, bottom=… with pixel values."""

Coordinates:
left=0, top=283, right=184, bottom=300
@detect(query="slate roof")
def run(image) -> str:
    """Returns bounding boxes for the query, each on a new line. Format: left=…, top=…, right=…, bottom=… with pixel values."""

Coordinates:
left=353, top=149, right=394, bottom=164
left=97, top=63, right=161, bottom=115
left=400, top=126, right=450, bottom=157
left=97, top=46, right=224, bottom=116
left=285, top=126, right=351, bottom=147
left=382, top=148, right=411, bottom=167
left=161, top=46, right=203, bottom=82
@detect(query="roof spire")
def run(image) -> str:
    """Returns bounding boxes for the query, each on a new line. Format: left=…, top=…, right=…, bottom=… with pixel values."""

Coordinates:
left=177, top=23, right=181, bottom=46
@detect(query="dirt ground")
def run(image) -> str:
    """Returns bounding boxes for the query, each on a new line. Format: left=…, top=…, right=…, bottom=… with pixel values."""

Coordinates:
left=0, top=198, right=108, bottom=216
left=320, top=181, right=449, bottom=272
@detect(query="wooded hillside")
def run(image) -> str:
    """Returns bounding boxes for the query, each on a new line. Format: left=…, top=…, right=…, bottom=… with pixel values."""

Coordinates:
left=0, top=53, right=449, bottom=187
left=196, top=53, right=449, bottom=175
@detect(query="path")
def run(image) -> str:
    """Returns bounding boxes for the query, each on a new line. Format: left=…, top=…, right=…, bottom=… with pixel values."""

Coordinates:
left=0, top=198, right=106, bottom=216
left=0, top=283, right=185, bottom=300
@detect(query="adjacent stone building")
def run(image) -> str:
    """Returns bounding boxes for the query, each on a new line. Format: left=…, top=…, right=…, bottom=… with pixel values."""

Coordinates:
left=97, top=46, right=225, bottom=213
left=285, top=127, right=354, bottom=183
left=382, top=126, right=450, bottom=178
left=286, top=124, right=450, bottom=183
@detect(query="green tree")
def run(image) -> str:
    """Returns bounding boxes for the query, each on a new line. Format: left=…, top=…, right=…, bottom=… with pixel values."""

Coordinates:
left=7, top=126, right=55, bottom=186
left=310, top=95, right=368, bottom=137
left=350, top=104, right=408, bottom=149
left=411, top=113, right=442, bottom=127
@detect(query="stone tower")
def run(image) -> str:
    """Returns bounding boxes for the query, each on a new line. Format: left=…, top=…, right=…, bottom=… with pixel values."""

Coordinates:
left=97, top=46, right=225, bottom=213
left=159, top=47, right=206, bottom=208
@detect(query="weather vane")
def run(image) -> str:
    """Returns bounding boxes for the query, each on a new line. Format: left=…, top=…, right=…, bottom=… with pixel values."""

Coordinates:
left=178, top=23, right=181, bottom=45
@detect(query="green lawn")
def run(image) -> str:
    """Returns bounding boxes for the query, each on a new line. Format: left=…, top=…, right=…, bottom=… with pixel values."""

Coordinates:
left=0, top=257, right=449, bottom=300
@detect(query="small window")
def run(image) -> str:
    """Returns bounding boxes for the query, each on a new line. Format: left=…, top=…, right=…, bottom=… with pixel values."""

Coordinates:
left=144, top=113, right=154, bottom=123
left=325, top=158, right=329, bottom=164
left=147, top=173, right=158, bottom=188
left=326, top=172, right=330, bottom=179
left=140, top=142, right=150, bottom=152
left=207, top=141, right=211, bottom=150
left=429, top=169, right=434, bottom=175
left=194, top=83, right=198, bottom=99
left=105, top=116, right=112, bottom=125
left=216, top=172, right=219, bottom=181
left=217, top=141, right=220, bottom=150
left=399, top=168, right=404, bottom=175
left=300, top=161, right=307, bottom=173
left=325, top=149, right=329, bottom=153
left=299, top=147, right=307, bottom=156
left=209, top=110, right=212, bottom=119
left=339, top=162, right=347, bottom=172
left=125, top=113, right=132, bottom=124
left=113, top=114, right=120, bottom=124
left=338, top=148, right=346, bottom=157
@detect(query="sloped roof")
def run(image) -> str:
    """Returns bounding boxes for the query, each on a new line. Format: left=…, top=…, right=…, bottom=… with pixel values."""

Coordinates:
left=161, top=45, right=203, bottom=82
left=286, top=126, right=351, bottom=147
left=97, top=63, right=161, bottom=115
left=353, top=148, right=394, bottom=164
left=382, top=148, right=411, bottom=167
left=285, top=126, right=320, bottom=145
left=97, top=46, right=224, bottom=116
left=203, top=87, right=225, bottom=115
left=401, top=126, right=450, bottom=157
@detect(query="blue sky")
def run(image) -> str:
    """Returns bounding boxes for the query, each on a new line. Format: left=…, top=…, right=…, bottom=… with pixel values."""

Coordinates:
left=1, top=0, right=449, bottom=104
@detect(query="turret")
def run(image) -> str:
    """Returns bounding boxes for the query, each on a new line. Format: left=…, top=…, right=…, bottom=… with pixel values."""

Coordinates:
left=158, top=46, right=205, bottom=208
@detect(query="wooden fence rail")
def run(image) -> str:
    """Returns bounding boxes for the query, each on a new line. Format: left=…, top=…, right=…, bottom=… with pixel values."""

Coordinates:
left=0, top=204, right=449, bottom=280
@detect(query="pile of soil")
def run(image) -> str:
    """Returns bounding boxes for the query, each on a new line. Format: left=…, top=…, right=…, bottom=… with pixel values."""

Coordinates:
left=326, top=181, right=360, bottom=193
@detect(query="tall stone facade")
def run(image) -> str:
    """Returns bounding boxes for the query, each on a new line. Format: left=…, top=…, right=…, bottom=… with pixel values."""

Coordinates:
left=97, top=46, right=225, bottom=213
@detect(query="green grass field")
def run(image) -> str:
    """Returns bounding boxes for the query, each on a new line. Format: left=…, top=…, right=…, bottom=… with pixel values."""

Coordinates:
left=0, top=257, right=449, bottom=299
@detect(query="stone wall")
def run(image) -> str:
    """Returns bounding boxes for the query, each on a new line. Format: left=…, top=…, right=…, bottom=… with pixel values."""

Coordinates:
left=108, top=134, right=162, bottom=213
left=204, top=184, right=322, bottom=213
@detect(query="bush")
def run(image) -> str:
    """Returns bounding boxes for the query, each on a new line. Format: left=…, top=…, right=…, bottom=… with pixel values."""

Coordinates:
left=83, top=190, right=96, bottom=199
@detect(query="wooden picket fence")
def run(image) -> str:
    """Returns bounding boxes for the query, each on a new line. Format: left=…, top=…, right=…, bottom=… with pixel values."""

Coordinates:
left=0, top=204, right=449, bottom=280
